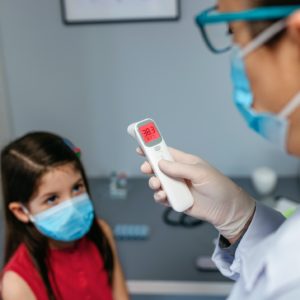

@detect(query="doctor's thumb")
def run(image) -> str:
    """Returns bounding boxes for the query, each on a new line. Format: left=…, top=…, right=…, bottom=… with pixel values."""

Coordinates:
left=158, top=159, right=201, bottom=182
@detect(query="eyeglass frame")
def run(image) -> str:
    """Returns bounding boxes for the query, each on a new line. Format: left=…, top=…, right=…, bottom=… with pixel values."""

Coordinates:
left=195, top=5, right=300, bottom=54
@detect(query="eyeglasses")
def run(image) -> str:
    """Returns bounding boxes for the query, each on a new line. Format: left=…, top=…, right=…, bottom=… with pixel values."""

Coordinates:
left=195, top=5, right=300, bottom=54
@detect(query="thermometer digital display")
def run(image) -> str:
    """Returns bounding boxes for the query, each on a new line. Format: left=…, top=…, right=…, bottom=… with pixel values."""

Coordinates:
left=138, top=122, right=161, bottom=144
left=127, top=118, right=194, bottom=212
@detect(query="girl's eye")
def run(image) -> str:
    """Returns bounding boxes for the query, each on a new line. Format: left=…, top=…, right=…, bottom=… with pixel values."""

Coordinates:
left=73, top=183, right=84, bottom=193
left=46, top=195, right=58, bottom=205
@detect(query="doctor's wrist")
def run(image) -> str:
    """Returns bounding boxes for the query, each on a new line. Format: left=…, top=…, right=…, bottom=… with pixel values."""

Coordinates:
left=227, top=208, right=256, bottom=245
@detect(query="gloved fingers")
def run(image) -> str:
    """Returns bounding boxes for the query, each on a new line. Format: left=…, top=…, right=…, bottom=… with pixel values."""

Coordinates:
left=137, top=146, right=201, bottom=165
left=160, top=200, right=171, bottom=207
left=136, top=147, right=144, bottom=156
left=139, top=146, right=206, bottom=181
left=140, top=161, right=153, bottom=174
left=154, top=190, right=169, bottom=206
left=168, top=147, right=201, bottom=165
left=149, top=176, right=161, bottom=190
left=158, top=159, right=206, bottom=183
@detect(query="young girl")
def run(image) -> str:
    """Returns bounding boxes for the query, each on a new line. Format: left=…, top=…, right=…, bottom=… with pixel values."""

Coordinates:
left=0, top=132, right=129, bottom=300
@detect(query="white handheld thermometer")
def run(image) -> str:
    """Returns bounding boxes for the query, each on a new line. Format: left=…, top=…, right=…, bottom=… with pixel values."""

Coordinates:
left=127, top=118, right=194, bottom=212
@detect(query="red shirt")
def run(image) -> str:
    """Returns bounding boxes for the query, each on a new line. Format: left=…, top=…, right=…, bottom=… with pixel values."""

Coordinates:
left=3, top=237, right=113, bottom=300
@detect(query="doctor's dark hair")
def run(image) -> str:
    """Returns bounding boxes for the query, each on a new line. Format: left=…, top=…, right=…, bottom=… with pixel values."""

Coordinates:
left=249, top=0, right=300, bottom=43
left=253, top=0, right=300, bottom=7
left=1, top=132, right=114, bottom=300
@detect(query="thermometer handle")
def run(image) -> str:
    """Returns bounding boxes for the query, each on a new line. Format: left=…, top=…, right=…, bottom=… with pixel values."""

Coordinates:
left=143, top=141, right=194, bottom=212
left=128, top=118, right=194, bottom=213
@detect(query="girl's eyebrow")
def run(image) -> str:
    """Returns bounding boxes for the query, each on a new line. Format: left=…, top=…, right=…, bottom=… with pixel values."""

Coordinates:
left=72, top=177, right=84, bottom=186
left=74, top=177, right=83, bottom=183
left=41, top=191, right=57, bottom=198
left=39, top=177, right=84, bottom=199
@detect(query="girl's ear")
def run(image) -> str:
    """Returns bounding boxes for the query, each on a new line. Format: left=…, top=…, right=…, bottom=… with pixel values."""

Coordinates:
left=8, top=202, right=31, bottom=223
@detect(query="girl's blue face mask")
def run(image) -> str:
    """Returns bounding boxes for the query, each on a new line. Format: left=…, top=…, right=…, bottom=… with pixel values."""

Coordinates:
left=23, top=193, right=94, bottom=242
left=231, top=19, right=300, bottom=152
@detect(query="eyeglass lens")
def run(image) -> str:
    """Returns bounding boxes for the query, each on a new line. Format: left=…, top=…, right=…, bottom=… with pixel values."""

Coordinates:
left=203, top=21, right=232, bottom=52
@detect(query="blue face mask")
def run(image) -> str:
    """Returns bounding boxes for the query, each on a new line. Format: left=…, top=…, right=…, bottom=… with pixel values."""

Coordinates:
left=24, top=193, right=94, bottom=242
left=231, top=20, right=300, bottom=152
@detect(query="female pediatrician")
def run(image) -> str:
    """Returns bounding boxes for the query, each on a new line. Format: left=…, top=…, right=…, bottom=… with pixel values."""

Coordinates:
left=139, top=1, right=300, bottom=299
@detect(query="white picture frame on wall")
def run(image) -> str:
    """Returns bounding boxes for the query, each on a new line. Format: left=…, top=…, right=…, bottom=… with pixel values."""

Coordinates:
left=61, top=0, right=180, bottom=24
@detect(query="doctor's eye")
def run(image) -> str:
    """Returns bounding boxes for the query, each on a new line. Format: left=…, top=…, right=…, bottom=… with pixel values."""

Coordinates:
left=204, top=22, right=233, bottom=53
left=227, top=25, right=234, bottom=35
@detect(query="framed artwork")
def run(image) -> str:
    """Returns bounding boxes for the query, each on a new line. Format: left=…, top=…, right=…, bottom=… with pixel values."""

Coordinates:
left=61, top=0, right=180, bottom=24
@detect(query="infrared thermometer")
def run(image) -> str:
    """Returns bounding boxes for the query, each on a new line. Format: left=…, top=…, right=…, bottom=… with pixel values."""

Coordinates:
left=127, top=118, right=194, bottom=212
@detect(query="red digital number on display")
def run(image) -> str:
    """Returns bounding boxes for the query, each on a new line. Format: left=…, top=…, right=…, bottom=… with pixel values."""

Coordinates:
left=139, top=122, right=161, bottom=144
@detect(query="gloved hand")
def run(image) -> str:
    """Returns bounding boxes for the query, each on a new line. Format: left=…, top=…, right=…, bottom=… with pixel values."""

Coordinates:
left=138, top=147, right=256, bottom=242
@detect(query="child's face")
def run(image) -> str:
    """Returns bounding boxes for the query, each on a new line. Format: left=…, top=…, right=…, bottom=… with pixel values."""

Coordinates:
left=28, top=163, right=87, bottom=215
left=8, top=163, right=87, bottom=224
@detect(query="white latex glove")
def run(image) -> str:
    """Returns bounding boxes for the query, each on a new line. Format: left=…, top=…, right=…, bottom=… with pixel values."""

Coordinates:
left=138, top=147, right=256, bottom=242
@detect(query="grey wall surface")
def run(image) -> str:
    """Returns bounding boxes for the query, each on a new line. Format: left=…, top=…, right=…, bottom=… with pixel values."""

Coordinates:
left=0, top=23, right=13, bottom=210
left=0, top=0, right=298, bottom=177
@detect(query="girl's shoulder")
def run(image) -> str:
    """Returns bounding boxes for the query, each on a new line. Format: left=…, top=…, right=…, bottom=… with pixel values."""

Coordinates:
left=2, top=244, right=38, bottom=300
left=1, top=271, right=36, bottom=300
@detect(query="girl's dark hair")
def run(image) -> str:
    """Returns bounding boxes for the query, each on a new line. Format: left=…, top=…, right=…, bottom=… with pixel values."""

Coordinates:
left=1, top=132, right=114, bottom=300
left=249, top=0, right=300, bottom=43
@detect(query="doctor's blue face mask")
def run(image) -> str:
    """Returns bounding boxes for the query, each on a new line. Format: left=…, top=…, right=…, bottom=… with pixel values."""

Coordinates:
left=196, top=5, right=300, bottom=153
left=231, top=19, right=300, bottom=152
left=23, top=193, right=94, bottom=242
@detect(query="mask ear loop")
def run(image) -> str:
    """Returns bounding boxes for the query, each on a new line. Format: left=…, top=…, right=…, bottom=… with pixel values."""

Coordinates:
left=21, top=204, right=35, bottom=223
left=240, top=19, right=287, bottom=58
left=278, top=92, right=300, bottom=119
left=237, top=19, right=300, bottom=119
